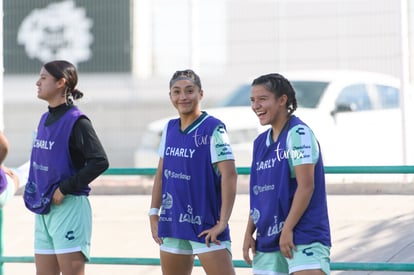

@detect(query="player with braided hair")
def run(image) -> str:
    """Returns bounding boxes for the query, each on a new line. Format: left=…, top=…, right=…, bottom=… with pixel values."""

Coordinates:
left=243, top=73, right=331, bottom=275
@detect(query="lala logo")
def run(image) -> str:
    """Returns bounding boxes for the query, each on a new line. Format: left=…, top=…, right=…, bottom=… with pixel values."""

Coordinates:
left=179, top=205, right=202, bottom=225
left=267, top=216, right=285, bottom=237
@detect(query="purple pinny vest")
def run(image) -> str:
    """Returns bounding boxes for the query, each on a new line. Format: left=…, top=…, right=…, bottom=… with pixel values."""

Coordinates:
left=24, top=107, right=86, bottom=214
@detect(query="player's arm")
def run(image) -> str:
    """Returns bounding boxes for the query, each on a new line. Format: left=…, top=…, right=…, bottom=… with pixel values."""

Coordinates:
left=280, top=124, right=319, bottom=259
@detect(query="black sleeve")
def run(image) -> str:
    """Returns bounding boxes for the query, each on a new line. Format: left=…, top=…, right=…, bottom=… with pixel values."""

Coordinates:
left=58, top=116, right=109, bottom=195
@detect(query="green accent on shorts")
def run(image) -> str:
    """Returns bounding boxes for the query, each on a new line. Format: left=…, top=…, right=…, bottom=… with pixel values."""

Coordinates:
left=34, top=195, right=92, bottom=261
left=253, top=242, right=330, bottom=275
left=160, top=237, right=232, bottom=255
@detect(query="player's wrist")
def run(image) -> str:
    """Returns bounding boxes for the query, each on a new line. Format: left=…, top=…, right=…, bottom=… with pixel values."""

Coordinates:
left=148, top=207, right=160, bottom=216
left=218, top=220, right=228, bottom=227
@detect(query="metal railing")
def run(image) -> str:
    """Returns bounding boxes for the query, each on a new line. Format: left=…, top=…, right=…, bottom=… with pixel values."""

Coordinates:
left=0, top=166, right=413, bottom=274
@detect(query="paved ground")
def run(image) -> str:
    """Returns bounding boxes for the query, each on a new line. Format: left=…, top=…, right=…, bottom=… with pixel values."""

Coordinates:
left=2, top=181, right=414, bottom=275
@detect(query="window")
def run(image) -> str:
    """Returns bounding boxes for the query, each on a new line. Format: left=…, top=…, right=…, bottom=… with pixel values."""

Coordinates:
left=376, top=85, right=399, bottom=109
left=291, top=81, right=329, bottom=108
left=335, top=84, right=372, bottom=111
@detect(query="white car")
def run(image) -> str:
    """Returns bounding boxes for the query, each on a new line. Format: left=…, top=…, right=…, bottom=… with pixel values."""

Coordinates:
left=134, top=106, right=268, bottom=169
left=135, top=71, right=414, bottom=182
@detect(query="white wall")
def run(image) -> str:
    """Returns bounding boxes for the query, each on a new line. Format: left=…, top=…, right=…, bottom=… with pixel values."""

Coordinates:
left=133, top=0, right=413, bottom=97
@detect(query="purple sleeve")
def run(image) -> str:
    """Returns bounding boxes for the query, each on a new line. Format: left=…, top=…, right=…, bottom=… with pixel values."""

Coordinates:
left=0, top=169, right=8, bottom=194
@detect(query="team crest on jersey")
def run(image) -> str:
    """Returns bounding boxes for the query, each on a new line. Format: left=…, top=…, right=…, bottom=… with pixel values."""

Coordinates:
left=162, top=192, right=173, bottom=210
left=250, top=208, right=260, bottom=225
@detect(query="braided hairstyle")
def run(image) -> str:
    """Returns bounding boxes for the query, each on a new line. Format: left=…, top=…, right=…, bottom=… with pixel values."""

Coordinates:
left=43, top=60, right=84, bottom=105
left=169, top=69, right=202, bottom=89
left=251, top=73, right=297, bottom=114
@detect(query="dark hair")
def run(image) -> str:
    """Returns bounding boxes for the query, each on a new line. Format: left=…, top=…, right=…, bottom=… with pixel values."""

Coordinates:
left=43, top=60, right=84, bottom=104
left=252, top=73, right=297, bottom=114
left=169, top=69, right=202, bottom=89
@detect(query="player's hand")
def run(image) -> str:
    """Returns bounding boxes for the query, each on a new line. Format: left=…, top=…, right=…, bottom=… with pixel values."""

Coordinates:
left=198, top=221, right=227, bottom=247
left=52, top=188, right=65, bottom=205
left=242, top=233, right=256, bottom=265
left=149, top=215, right=163, bottom=245
left=279, top=228, right=296, bottom=259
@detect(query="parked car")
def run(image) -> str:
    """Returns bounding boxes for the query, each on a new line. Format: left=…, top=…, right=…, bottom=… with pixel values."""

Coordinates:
left=134, top=106, right=268, bottom=169
left=134, top=71, right=414, bottom=182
